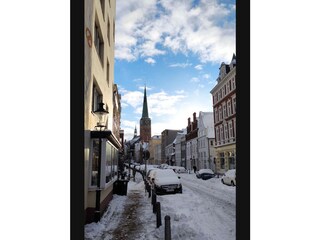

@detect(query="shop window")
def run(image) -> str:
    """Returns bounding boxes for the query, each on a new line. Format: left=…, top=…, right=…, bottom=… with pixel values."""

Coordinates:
left=90, top=139, right=100, bottom=186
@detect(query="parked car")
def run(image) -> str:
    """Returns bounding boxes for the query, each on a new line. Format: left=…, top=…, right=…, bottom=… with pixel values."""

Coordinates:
left=196, top=169, right=215, bottom=180
left=221, top=169, right=236, bottom=186
left=145, top=168, right=161, bottom=192
left=167, top=166, right=187, bottom=173
left=151, top=169, right=182, bottom=195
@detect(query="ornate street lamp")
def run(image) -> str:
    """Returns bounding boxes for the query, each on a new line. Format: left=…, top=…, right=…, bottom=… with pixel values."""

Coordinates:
left=93, top=101, right=108, bottom=222
left=94, top=102, right=109, bottom=130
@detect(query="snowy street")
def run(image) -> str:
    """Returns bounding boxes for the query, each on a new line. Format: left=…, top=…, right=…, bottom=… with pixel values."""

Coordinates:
left=85, top=172, right=235, bottom=240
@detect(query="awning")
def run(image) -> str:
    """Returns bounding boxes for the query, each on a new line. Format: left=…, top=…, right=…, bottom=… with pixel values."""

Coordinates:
left=90, top=130, right=122, bottom=149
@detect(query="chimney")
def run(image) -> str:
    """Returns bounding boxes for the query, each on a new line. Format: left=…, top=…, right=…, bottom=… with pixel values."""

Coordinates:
left=193, top=112, right=196, bottom=122
left=188, top=117, right=191, bottom=126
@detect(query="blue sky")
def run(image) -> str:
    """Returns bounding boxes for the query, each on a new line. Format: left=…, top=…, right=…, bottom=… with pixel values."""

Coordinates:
left=114, top=0, right=236, bottom=141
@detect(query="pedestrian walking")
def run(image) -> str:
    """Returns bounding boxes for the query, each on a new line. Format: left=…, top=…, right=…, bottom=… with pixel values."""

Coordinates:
left=193, top=166, right=197, bottom=173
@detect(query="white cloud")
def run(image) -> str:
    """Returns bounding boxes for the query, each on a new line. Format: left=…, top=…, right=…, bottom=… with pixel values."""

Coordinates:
left=144, top=57, right=156, bottom=64
left=203, top=74, right=210, bottom=79
left=120, top=90, right=144, bottom=108
left=169, top=62, right=192, bottom=68
left=195, top=64, right=203, bottom=70
left=115, top=0, right=235, bottom=63
left=190, top=77, right=200, bottom=83
left=175, top=90, right=185, bottom=94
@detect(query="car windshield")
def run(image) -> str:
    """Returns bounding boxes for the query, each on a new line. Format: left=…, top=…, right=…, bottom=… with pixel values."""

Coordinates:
left=155, top=169, right=176, bottom=177
left=198, top=169, right=214, bottom=174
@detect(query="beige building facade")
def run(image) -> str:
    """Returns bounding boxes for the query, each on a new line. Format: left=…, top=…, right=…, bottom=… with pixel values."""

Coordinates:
left=84, top=0, right=121, bottom=224
left=210, top=54, right=236, bottom=174
left=148, top=135, right=161, bottom=165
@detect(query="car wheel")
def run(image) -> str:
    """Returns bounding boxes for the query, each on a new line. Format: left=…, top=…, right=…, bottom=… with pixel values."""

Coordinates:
left=231, top=181, right=235, bottom=186
left=221, top=179, right=224, bottom=184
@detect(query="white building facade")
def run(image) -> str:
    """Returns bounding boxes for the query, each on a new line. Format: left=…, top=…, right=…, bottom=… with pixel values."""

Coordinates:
left=197, top=111, right=215, bottom=171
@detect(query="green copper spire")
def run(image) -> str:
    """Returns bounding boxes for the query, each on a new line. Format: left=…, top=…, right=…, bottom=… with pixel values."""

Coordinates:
left=142, top=85, right=149, bottom=118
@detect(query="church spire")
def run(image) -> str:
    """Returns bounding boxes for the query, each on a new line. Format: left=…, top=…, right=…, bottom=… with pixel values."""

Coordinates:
left=134, top=125, right=137, bottom=137
left=142, top=85, right=149, bottom=118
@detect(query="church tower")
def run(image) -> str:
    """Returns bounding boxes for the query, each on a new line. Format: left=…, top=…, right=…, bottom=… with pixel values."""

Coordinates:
left=140, top=85, right=151, bottom=142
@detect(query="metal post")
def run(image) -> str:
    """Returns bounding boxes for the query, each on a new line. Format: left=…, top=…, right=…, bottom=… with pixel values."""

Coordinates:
left=152, top=190, right=157, bottom=213
left=156, top=202, right=162, bottom=228
left=165, top=215, right=171, bottom=240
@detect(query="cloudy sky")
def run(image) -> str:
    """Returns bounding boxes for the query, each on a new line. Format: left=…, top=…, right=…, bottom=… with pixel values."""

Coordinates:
left=114, top=0, right=236, bottom=141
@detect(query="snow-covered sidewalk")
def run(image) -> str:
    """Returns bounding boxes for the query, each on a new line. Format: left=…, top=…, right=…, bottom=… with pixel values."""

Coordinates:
left=85, top=172, right=236, bottom=240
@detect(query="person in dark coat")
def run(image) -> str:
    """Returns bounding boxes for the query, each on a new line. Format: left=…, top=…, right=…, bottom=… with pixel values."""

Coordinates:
left=193, top=166, right=197, bottom=173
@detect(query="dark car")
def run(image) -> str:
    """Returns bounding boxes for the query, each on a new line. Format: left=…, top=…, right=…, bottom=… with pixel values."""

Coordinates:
left=196, top=169, right=215, bottom=180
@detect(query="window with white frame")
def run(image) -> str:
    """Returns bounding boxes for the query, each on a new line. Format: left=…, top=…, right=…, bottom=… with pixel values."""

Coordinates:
left=220, top=125, right=224, bottom=141
left=228, top=121, right=233, bottom=138
left=223, top=103, right=227, bottom=119
left=219, top=106, right=222, bottom=121
left=227, top=81, right=230, bottom=93
left=227, top=100, right=232, bottom=116
left=232, top=96, right=236, bottom=114
left=216, top=128, right=220, bottom=143
left=232, top=77, right=236, bottom=89
left=214, top=108, right=218, bottom=123
left=224, top=124, right=228, bottom=140
left=222, top=85, right=225, bottom=97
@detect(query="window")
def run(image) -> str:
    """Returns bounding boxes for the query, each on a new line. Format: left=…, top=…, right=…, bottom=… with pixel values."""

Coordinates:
left=224, top=124, right=228, bottom=140
left=222, top=86, right=225, bottom=97
left=94, top=21, right=104, bottom=65
left=232, top=77, right=236, bottom=89
left=229, top=121, right=233, bottom=138
left=233, top=119, right=236, bottom=138
left=92, top=82, right=102, bottom=112
left=227, top=100, right=232, bottom=116
left=90, top=139, right=100, bottom=186
left=227, top=81, right=230, bottom=93
left=214, top=108, right=218, bottom=123
left=210, top=140, right=213, bottom=146
left=107, top=58, right=110, bottom=85
left=219, top=106, right=222, bottom=121
left=220, top=125, right=224, bottom=141
left=113, top=20, right=115, bottom=43
left=232, top=97, right=236, bottom=114
left=107, top=18, right=110, bottom=45
left=223, top=103, right=227, bottom=119
left=100, top=0, right=105, bottom=19
left=216, top=128, right=220, bottom=143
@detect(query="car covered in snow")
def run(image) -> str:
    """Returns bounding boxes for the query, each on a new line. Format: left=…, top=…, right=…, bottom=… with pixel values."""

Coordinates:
left=196, top=169, right=215, bottom=180
left=221, top=169, right=236, bottom=186
left=168, top=166, right=187, bottom=173
left=151, top=169, right=182, bottom=195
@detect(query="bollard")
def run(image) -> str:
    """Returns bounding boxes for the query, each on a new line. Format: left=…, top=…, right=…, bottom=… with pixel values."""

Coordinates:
left=152, top=190, right=157, bottom=213
left=148, top=186, right=151, bottom=198
left=156, top=202, right=162, bottom=228
left=164, top=215, right=171, bottom=240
